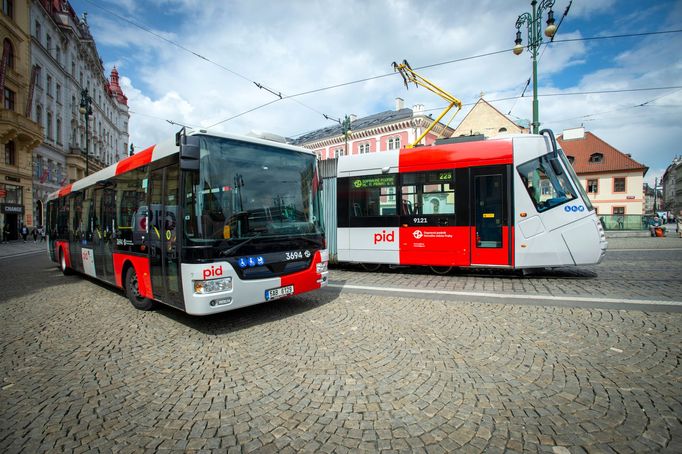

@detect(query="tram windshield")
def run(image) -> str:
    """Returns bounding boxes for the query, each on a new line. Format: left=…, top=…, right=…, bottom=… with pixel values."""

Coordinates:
left=517, top=152, right=578, bottom=213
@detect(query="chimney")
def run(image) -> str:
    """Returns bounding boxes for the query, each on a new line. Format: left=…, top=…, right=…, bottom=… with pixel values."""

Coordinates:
left=395, top=97, right=404, bottom=111
left=412, top=104, right=424, bottom=113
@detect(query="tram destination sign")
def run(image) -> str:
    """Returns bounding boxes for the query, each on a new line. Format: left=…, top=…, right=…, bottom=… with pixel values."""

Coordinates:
left=352, top=175, right=396, bottom=189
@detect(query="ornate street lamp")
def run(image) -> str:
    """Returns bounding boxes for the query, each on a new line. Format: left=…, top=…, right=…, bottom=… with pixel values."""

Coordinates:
left=513, top=0, right=556, bottom=134
left=79, top=89, right=93, bottom=176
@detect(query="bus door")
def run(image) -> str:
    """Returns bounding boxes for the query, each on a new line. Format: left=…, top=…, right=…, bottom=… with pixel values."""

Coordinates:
left=92, top=187, right=115, bottom=281
left=149, top=166, right=182, bottom=308
left=470, top=166, right=512, bottom=266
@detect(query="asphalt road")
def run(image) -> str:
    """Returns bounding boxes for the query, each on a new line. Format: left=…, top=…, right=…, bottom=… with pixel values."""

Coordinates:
left=1, top=245, right=680, bottom=453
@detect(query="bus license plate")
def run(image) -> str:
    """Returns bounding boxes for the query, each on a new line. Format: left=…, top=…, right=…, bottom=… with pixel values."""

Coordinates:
left=265, top=285, right=294, bottom=301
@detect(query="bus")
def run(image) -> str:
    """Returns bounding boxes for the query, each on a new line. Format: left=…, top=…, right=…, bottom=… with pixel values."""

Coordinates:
left=47, top=130, right=328, bottom=315
left=322, top=130, right=606, bottom=273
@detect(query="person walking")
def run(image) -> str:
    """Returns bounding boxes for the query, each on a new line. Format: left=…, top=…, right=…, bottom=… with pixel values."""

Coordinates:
left=1, top=222, right=9, bottom=243
left=31, top=226, right=38, bottom=243
left=39, top=225, right=46, bottom=242
left=20, top=224, right=29, bottom=243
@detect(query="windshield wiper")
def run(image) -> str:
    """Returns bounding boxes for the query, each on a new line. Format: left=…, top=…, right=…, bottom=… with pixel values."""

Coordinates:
left=219, top=233, right=261, bottom=257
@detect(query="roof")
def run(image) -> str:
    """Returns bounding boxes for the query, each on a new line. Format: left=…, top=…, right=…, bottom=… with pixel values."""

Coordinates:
left=452, top=98, right=528, bottom=136
left=558, top=131, right=648, bottom=175
left=293, top=108, right=414, bottom=145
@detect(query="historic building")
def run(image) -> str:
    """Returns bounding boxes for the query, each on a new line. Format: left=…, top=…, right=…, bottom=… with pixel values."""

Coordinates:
left=293, top=98, right=454, bottom=159
left=1, top=0, right=44, bottom=238
left=451, top=97, right=529, bottom=138
left=661, top=156, right=681, bottom=217
left=29, top=0, right=129, bottom=226
left=558, top=127, right=648, bottom=216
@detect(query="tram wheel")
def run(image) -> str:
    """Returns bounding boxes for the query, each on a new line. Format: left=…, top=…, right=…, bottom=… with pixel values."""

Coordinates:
left=429, top=266, right=452, bottom=275
left=125, top=267, right=155, bottom=311
left=360, top=263, right=382, bottom=272
left=59, top=248, right=72, bottom=275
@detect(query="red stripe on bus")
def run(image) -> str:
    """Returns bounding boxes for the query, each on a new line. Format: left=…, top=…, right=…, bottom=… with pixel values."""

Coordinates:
left=398, top=140, right=513, bottom=172
left=115, top=145, right=155, bottom=175
left=112, top=253, right=153, bottom=299
left=279, top=250, right=323, bottom=295
left=57, top=184, right=73, bottom=198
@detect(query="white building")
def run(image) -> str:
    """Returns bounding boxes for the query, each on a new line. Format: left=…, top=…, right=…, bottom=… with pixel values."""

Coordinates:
left=30, top=0, right=129, bottom=226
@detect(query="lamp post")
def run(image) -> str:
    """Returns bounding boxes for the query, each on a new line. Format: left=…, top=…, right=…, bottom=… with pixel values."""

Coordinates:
left=79, top=89, right=93, bottom=176
left=513, top=0, right=557, bottom=134
left=341, top=115, right=352, bottom=156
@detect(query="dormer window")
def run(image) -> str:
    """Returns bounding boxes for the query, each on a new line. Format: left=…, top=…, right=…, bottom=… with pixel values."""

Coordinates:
left=567, top=155, right=575, bottom=164
left=589, top=153, right=603, bottom=163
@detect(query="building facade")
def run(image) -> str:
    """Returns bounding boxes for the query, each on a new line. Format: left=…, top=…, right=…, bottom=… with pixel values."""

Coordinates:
left=558, top=128, right=648, bottom=216
left=29, top=0, right=129, bottom=226
left=1, top=0, right=44, bottom=238
left=451, top=98, right=529, bottom=138
left=661, top=156, right=681, bottom=217
left=293, top=98, right=454, bottom=159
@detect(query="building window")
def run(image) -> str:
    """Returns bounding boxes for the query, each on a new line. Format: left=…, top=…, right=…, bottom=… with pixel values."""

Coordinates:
left=56, top=118, right=62, bottom=144
left=4, top=141, right=16, bottom=166
left=587, top=179, right=598, bottom=193
left=46, top=75, right=52, bottom=96
left=46, top=34, right=51, bottom=53
left=34, top=65, right=42, bottom=88
left=56, top=84, right=61, bottom=103
left=589, top=153, right=603, bottom=163
left=613, top=206, right=625, bottom=216
left=35, top=104, right=42, bottom=125
left=2, top=38, right=14, bottom=69
left=359, top=143, right=370, bottom=154
left=34, top=20, right=40, bottom=40
left=46, top=112, right=53, bottom=140
left=2, top=0, right=13, bottom=18
left=567, top=155, right=575, bottom=165
left=3, top=87, right=15, bottom=110
left=388, top=137, right=401, bottom=150
left=498, top=127, right=507, bottom=133
left=614, top=177, right=626, bottom=192
left=334, top=148, right=345, bottom=158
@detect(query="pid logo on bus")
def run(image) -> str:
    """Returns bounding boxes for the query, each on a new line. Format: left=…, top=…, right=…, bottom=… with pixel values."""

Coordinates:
left=564, top=205, right=585, bottom=213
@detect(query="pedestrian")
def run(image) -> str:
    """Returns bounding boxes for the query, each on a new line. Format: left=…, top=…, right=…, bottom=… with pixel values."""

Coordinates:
left=39, top=225, right=46, bottom=242
left=1, top=222, right=8, bottom=243
left=20, top=224, right=29, bottom=242
left=617, top=216, right=624, bottom=230
left=677, top=211, right=682, bottom=238
left=31, top=226, right=38, bottom=243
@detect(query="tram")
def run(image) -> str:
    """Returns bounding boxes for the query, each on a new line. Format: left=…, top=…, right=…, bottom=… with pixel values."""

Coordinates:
left=323, top=130, right=607, bottom=273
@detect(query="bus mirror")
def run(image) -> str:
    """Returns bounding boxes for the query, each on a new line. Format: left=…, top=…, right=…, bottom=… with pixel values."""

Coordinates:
left=180, top=135, right=200, bottom=170
left=550, top=157, right=563, bottom=176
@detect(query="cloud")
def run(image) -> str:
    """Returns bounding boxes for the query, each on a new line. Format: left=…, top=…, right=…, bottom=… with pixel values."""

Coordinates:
left=80, top=0, right=681, bottom=186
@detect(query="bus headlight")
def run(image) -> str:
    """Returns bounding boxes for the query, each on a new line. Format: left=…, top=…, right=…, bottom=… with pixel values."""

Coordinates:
left=316, top=262, right=328, bottom=274
left=194, top=277, right=232, bottom=294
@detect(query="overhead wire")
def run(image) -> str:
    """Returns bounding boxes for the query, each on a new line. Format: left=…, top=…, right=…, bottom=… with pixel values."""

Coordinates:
left=81, top=0, right=682, bottom=129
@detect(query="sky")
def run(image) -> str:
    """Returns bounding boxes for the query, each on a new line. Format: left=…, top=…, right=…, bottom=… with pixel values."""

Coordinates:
left=70, top=0, right=682, bottom=185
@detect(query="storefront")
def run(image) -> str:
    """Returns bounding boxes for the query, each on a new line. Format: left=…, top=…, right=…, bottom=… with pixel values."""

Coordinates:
left=0, top=183, right=25, bottom=241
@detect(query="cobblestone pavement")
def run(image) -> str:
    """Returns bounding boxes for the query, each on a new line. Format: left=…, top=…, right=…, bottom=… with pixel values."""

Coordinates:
left=1, top=250, right=681, bottom=453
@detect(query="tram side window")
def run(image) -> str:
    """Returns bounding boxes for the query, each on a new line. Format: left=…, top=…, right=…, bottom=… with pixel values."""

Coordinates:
left=68, top=192, right=84, bottom=241
left=400, top=171, right=455, bottom=215
left=349, top=174, right=397, bottom=217
left=517, top=155, right=577, bottom=213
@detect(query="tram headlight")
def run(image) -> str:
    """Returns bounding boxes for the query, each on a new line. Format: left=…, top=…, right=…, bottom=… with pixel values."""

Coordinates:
left=194, top=277, right=232, bottom=294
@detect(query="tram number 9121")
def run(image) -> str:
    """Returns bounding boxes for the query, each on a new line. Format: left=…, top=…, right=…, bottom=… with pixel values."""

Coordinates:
left=413, top=217, right=428, bottom=224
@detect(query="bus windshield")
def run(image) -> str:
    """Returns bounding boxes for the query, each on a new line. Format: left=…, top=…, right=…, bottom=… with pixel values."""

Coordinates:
left=184, top=136, right=323, bottom=245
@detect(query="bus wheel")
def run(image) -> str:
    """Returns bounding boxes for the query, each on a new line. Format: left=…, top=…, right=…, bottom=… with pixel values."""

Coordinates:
left=430, top=266, right=452, bottom=275
left=59, top=248, right=72, bottom=275
left=360, top=263, right=382, bottom=272
left=125, top=267, right=155, bottom=311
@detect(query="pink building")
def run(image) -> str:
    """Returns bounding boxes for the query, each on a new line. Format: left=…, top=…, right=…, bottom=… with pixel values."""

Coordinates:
left=293, top=98, right=455, bottom=158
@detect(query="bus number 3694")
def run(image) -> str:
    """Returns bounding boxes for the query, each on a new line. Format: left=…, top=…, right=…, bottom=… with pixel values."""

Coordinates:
left=285, top=251, right=304, bottom=260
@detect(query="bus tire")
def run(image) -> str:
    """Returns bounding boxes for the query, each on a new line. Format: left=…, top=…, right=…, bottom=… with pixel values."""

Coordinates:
left=430, top=266, right=452, bottom=275
left=125, top=266, right=155, bottom=311
left=59, top=248, right=72, bottom=275
left=360, top=263, right=382, bottom=272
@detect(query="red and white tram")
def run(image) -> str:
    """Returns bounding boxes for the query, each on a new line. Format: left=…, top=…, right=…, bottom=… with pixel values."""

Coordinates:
left=328, top=130, right=606, bottom=273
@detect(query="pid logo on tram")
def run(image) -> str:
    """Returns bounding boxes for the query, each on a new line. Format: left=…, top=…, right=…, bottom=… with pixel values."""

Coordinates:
left=564, top=205, right=585, bottom=213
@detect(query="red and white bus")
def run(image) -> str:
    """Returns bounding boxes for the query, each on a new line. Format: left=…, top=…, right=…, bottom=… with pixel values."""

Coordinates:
left=47, top=130, right=328, bottom=315
left=326, top=130, right=606, bottom=273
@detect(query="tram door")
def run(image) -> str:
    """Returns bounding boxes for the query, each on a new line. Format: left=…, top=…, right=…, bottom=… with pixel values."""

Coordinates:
left=470, top=166, right=511, bottom=266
